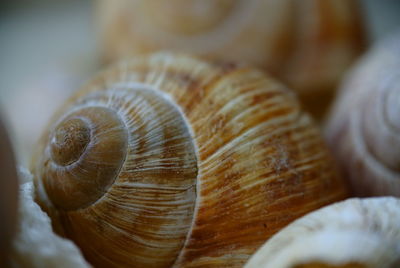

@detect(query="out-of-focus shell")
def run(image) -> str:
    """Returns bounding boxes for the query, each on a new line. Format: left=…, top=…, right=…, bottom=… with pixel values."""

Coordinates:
left=245, top=197, right=400, bottom=268
left=0, top=115, right=19, bottom=264
left=9, top=169, right=90, bottom=268
left=97, top=0, right=366, bottom=118
left=31, top=53, right=347, bottom=267
left=326, top=32, right=400, bottom=197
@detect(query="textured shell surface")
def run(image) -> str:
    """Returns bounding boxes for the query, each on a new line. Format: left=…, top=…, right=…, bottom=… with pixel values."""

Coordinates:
left=31, top=53, right=347, bottom=267
left=0, top=115, right=19, bottom=264
left=97, top=0, right=366, bottom=118
left=245, top=197, right=400, bottom=268
left=326, top=31, right=400, bottom=197
left=9, top=169, right=90, bottom=268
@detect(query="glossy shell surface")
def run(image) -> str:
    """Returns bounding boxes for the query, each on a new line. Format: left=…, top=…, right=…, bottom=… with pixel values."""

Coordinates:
left=32, top=53, right=347, bottom=267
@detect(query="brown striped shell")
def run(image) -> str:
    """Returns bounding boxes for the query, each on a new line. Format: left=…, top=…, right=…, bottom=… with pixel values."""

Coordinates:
left=326, top=32, right=400, bottom=197
left=0, top=115, right=19, bottom=264
left=31, top=53, right=347, bottom=267
left=97, top=0, right=366, bottom=118
left=245, top=197, right=400, bottom=268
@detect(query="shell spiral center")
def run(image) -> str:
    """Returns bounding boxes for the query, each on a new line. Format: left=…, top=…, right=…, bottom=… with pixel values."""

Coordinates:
left=37, top=106, right=129, bottom=211
left=50, top=118, right=91, bottom=166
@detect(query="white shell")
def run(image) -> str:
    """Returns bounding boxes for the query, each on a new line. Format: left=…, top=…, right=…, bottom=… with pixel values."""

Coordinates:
left=245, top=197, right=400, bottom=268
left=326, top=32, right=400, bottom=196
left=9, top=168, right=90, bottom=268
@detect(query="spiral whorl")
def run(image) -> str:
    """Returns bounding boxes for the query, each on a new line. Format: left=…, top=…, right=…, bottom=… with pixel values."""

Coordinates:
left=362, top=74, right=400, bottom=172
left=98, top=0, right=366, bottom=119
left=326, top=32, right=400, bottom=196
left=385, top=80, right=400, bottom=132
left=32, top=83, right=199, bottom=267
left=32, top=53, right=347, bottom=267
left=35, top=106, right=129, bottom=211
left=50, top=118, right=91, bottom=166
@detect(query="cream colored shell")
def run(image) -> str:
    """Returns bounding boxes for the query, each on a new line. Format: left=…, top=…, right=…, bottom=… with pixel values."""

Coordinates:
left=97, top=0, right=366, bottom=118
left=31, top=53, right=347, bottom=267
left=326, top=32, right=400, bottom=197
left=9, top=169, right=90, bottom=268
left=245, top=197, right=400, bottom=268
left=0, top=115, right=19, bottom=264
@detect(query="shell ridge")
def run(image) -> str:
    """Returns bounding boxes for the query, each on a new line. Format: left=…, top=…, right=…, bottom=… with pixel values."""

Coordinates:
left=67, top=107, right=130, bottom=211
left=352, top=109, right=399, bottom=180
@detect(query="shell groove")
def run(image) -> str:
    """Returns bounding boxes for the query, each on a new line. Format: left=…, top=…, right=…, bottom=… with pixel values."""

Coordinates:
left=32, top=53, right=347, bottom=267
left=33, top=85, right=198, bottom=267
left=326, top=32, right=400, bottom=197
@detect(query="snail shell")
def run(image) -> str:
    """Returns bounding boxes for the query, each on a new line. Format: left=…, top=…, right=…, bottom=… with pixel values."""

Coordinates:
left=97, top=0, right=366, bottom=118
left=326, top=32, right=400, bottom=197
left=245, top=197, right=400, bottom=268
left=0, top=115, right=19, bottom=264
left=31, top=53, right=347, bottom=267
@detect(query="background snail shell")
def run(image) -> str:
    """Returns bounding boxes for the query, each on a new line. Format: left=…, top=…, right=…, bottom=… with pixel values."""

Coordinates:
left=325, top=31, right=400, bottom=197
left=97, top=0, right=366, bottom=118
left=0, top=114, right=19, bottom=264
left=31, top=53, right=347, bottom=267
left=245, top=197, right=400, bottom=268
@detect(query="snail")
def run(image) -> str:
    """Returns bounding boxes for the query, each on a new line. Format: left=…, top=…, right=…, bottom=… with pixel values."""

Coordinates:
left=245, top=197, right=400, bottom=268
left=325, top=31, right=400, bottom=197
left=0, top=114, right=19, bottom=265
left=31, top=53, right=348, bottom=267
left=97, top=0, right=366, bottom=118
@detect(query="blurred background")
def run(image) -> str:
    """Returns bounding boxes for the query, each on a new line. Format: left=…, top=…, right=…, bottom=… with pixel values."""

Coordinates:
left=0, top=0, right=399, bottom=164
